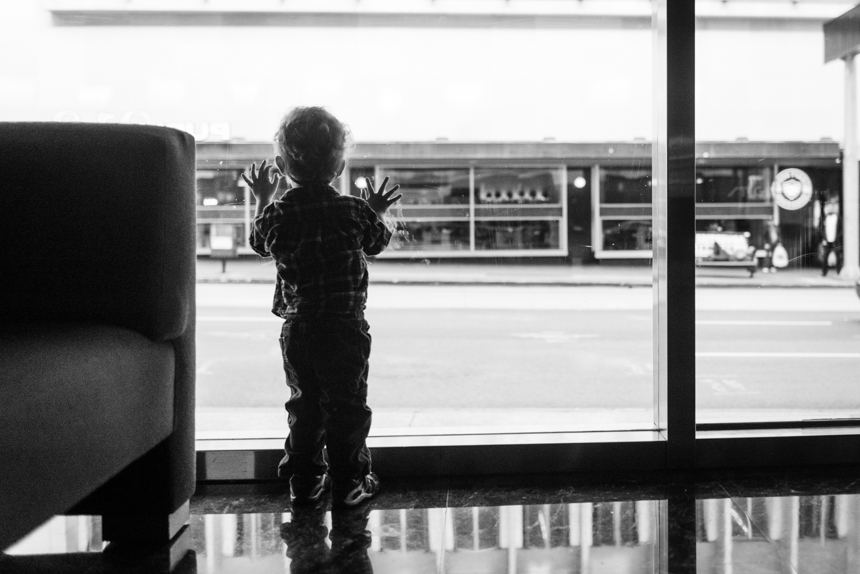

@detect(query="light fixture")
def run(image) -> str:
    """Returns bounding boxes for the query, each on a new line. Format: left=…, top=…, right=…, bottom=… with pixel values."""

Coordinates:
left=573, top=176, right=587, bottom=189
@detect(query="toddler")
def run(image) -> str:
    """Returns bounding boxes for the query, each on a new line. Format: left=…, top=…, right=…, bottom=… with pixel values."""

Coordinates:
left=244, top=107, right=401, bottom=506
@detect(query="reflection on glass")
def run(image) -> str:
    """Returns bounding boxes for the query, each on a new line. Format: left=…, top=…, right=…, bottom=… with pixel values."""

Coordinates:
left=378, top=168, right=470, bottom=205
left=475, top=220, right=561, bottom=251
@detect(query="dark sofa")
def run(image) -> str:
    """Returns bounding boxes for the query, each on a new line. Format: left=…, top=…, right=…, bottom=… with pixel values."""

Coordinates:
left=0, top=123, right=196, bottom=551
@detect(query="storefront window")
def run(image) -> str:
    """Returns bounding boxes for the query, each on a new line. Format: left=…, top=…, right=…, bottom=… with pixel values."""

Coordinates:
left=696, top=167, right=771, bottom=204
left=196, top=170, right=250, bottom=254
left=475, top=220, right=561, bottom=251
left=474, top=167, right=562, bottom=205
left=379, top=168, right=470, bottom=205
left=197, top=170, right=245, bottom=207
left=596, top=168, right=653, bottom=256
left=601, top=169, right=652, bottom=204
left=602, top=219, right=652, bottom=252
left=392, top=221, right=471, bottom=251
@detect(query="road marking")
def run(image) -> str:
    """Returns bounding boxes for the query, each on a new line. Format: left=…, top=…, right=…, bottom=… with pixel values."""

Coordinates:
left=196, top=360, right=216, bottom=375
left=198, top=316, right=278, bottom=322
left=698, top=352, right=860, bottom=358
left=696, top=320, right=833, bottom=326
left=700, top=377, right=758, bottom=395
left=510, top=332, right=600, bottom=343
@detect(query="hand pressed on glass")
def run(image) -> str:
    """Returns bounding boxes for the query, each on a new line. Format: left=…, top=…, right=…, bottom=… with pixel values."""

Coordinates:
left=242, top=159, right=284, bottom=202
left=362, top=176, right=402, bottom=217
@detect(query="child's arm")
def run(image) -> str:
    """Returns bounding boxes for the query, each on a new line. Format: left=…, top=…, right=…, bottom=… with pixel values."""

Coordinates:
left=242, top=160, right=284, bottom=218
left=363, top=176, right=402, bottom=220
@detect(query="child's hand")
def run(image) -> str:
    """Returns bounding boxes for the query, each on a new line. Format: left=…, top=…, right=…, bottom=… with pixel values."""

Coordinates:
left=363, top=176, right=402, bottom=216
left=242, top=160, right=283, bottom=201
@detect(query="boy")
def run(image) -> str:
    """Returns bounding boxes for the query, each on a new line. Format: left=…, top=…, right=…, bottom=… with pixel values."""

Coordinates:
left=244, top=107, right=401, bottom=506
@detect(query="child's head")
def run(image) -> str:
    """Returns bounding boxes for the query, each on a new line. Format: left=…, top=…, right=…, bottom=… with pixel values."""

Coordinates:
left=274, top=107, right=350, bottom=184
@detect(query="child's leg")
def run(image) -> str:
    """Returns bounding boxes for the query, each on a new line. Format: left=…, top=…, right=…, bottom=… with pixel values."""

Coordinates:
left=278, top=319, right=328, bottom=478
left=314, top=317, right=373, bottom=481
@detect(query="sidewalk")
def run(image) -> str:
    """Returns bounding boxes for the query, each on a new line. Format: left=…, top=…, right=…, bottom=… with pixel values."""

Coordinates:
left=197, top=257, right=857, bottom=289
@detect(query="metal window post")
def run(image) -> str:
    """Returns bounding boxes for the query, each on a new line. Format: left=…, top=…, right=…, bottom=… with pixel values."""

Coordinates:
left=843, top=53, right=860, bottom=280
left=653, top=0, right=696, bottom=467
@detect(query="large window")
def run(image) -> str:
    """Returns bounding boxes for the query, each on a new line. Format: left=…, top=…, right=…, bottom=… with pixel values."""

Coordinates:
left=6, top=1, right=860, bottom=477
left=694, top=7, right=860, bottom=429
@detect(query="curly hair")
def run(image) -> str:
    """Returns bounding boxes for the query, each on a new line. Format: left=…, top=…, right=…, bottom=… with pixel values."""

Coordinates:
left=274, top=107, right=350, bottom=183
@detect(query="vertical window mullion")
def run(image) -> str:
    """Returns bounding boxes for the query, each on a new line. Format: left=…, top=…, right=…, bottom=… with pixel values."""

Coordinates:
left=653, top=0, right=696, bottom=467
left=469, top=166, right=476, bottom=252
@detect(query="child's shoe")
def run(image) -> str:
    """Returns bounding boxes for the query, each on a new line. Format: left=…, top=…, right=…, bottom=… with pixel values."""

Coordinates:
left=290, top=473, right=331, bottom=505
left=334, top=473, right=380, bottom=507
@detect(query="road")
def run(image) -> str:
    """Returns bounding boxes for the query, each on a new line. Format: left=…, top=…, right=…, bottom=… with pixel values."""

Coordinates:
left=196, top=284, right=860, bottom=433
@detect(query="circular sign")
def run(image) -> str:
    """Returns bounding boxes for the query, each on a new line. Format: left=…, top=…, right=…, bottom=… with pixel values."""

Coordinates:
left=772, top=168, right=813, bottom=210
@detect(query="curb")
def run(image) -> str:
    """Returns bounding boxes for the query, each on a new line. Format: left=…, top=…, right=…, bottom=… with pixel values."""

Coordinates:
left=197, top=277, right=855, bottom=289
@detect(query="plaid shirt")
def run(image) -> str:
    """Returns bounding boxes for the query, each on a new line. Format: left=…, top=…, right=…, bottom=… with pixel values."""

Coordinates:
left=250, top=183, right=392, bottom=318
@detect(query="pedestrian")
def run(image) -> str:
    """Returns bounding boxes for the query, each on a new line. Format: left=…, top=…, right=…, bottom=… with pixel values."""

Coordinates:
left=760, top=220, right=779, bottom=273
left=817, top=194, right=841, bottom=276
left=244, top=106, right=401, bottom=506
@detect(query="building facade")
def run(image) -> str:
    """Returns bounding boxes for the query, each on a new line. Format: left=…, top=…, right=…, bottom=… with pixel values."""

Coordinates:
left=2, top=1, right=855, bottom=265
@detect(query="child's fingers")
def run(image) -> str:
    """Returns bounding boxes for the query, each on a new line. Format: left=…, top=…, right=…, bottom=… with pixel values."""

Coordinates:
left=382, top=184, right=400, bottom=198
left=241, top=173, right=253, bottom=187
left=387, top=193, right=403, bottom=205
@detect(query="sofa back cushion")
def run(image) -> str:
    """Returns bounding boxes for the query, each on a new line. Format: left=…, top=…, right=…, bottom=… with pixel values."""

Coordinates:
left=0, top=123, right=196, bottom=342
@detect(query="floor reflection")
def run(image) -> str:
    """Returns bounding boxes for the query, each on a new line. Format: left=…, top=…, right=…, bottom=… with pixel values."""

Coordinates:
left=696, top=495, right=860, bottom=574
left=8, top=491, right=860, bottom=573
left=187, top=501, right=661, bottom=573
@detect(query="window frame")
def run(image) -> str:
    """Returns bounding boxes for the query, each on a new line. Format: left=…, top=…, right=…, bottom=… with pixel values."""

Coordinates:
left=196, top=0, right=860, bottom=481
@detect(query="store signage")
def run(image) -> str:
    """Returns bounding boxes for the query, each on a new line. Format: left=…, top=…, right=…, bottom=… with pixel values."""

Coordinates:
left=771, top=168, right=813, bottom=210
left=53, top=110, right=231, bottom=142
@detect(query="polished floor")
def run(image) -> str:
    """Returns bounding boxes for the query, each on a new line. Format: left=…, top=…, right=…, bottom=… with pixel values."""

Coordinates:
left=5, top=466, right=860, bottom=573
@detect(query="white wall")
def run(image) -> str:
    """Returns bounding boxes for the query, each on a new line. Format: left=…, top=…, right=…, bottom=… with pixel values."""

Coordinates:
left=0, top=3, right=849, bottom=144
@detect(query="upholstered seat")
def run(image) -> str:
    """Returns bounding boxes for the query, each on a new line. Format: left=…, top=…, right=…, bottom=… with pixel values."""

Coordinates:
left=0, top=122, right=197, bottom=553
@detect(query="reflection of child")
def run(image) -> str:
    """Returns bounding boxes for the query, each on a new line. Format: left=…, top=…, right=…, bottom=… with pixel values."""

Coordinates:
left=244, top=107, right=401, bottom=506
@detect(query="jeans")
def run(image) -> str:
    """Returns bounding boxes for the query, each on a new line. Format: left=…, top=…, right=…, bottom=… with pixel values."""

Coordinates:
left=277, top=315, right=373, bottom=481
left=820, top=241, right=842, bottom=276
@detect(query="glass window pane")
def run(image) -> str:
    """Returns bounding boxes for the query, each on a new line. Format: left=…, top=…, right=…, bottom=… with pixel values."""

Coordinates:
left=694, top=4, right=860, bottom=427
left=6, top=2, right=656, bottom=441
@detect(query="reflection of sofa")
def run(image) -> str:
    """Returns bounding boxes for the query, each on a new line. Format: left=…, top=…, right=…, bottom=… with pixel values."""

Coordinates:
left=0, top=123, right=196, bottom=551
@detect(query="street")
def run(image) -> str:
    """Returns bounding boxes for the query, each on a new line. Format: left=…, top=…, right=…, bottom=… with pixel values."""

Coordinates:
left=196, top=284, right=860, bottom=435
